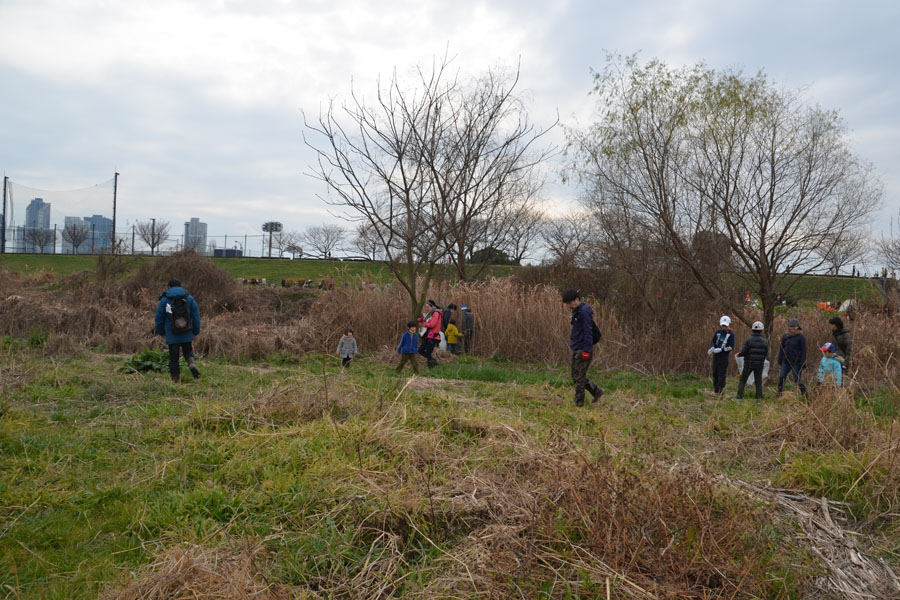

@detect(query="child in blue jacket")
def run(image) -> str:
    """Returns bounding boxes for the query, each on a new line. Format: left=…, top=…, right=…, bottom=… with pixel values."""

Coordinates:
left=396, top=320, right=419, bottom=374
left=817, top=342, right=843, bottom=387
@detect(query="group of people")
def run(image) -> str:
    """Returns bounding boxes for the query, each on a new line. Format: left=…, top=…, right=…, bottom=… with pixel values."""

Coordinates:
left=395, top=300, right=475, bottom=373
left=708, top=315, right=852, bottom=401
left=154, top=279, right=856, bottom=408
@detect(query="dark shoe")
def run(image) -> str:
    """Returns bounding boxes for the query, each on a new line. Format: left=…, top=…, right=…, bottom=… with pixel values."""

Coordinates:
left=590, top=387, right=604, bottom=403
left=171, top=374, right=180, bottom=383
left=427, top=360, right=438, bottom=369
left=575, top=399, right=584, bottom=407
left=190, top=366, right=200, bottom=379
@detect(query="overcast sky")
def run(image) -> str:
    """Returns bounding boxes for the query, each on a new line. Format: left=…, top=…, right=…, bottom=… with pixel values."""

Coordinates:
left=1, top=0, right=897, bottom=245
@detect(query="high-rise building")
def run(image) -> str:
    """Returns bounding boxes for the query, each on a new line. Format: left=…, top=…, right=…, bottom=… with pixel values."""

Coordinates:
left=24, top=198, right=52, bottom=252
left=83, top=214, right=113, bottom=252
left=25, top=198, right=51, bottom=229
left=184, top=217, right=208, bottom=254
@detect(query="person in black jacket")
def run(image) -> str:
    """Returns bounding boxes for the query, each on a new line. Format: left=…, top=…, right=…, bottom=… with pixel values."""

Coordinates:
left=735, top=321, right=768, bottom=401
left=829, top=316, right=852, bottom=385
left=777, top=318, right=807, bottom=396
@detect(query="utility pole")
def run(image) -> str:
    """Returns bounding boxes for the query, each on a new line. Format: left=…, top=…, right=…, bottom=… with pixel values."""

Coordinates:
left=1, top=175, right=7, bottom=254
left=151, top=218, right=156, bottom=256
left=131, top=224, right=135, bottom=255
left=111, top=171, right=119, bottom=251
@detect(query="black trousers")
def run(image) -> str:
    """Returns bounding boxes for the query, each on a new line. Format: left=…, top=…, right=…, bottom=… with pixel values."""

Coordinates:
left=418, top=337, right=438, bottom=363
left=712, top=353, right=729, bottom=394
left=463, top=329, right=473, bottom=353
left=168, top=342, right=194, bottom=378
left=341, top=356, right=351, bottom=368
left=736, top=364, right=763, bottom=399
left=571, top=351, right=600, bottom=404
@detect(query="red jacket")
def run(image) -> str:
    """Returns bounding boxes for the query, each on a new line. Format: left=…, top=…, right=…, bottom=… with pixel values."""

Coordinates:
left=420, top=309, right=442, bottom=339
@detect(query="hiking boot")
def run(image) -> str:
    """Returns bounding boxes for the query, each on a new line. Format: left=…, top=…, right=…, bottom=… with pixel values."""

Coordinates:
left=590, top=387, right=604, bottom=403
left=170, top=374, right=180, bottom=383
left=187, top=358, right=200, bottom=379
left=575, top=399, right=584, bottom=407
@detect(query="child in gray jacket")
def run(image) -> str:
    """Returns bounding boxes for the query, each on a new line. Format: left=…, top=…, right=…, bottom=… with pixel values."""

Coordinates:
left=337, top=328, right=357, bottom=368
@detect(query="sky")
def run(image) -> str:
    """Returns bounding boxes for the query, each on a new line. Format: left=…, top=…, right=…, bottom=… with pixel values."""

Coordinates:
left=1, top=0, right=898, bottom=249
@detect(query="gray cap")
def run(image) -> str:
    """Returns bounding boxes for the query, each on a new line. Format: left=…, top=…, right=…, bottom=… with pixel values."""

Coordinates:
left=787, top=318, right=800, bottom=327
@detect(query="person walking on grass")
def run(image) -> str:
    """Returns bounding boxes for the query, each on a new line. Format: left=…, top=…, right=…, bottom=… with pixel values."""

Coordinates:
left=829, top=316, right=852, bottom=385
left=817, top=342, right=843, bottom=387
left=562, top=289, right=603, bottom=407
left=418, top=300, right=442, bottom=368
left=396, top=320, right=420, bottom=374
left=155, top=279, right=201, bottom=383
left=735, top=321, right=768, bottom=401
left=445, top=319, right=462, bottom=354
left=337, top=328, right=357, bottom=368
left=707, top=315, right=735, bottom=394
left=777, top=318, right=808, bottom=396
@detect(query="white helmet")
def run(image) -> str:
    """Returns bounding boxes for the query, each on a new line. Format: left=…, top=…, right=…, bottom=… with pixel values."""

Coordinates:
left=751, top=321, right=764, bottom=331
left=719, top=315, right=731, bottom=327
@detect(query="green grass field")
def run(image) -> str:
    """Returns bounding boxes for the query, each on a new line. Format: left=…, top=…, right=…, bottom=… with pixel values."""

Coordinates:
left=3, top=341, right=899, bottom=598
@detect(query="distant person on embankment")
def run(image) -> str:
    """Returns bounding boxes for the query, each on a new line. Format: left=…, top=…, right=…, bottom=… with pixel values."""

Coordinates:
left=562, top=289, right=603, bottom=407
left=155, top=279, right=201, bottom=383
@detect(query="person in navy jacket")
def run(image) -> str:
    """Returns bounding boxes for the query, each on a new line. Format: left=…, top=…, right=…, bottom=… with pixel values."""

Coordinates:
left=777, top=318, right=808, bottom=396
left=707, top=315, right=735, bottom=394
left=155, top=279, right=202, bottom=382
left=562, top=289, right=603, bottom=407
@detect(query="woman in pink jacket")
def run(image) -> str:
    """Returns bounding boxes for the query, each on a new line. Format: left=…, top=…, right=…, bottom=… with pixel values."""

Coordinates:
left=417, top=299, right=443, bottom=368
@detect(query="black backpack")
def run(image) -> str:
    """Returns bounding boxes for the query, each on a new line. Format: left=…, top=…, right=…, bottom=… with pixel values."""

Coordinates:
left=170, top=296, right=193, bottom=334
left=591, top=321, right=602, bottom=345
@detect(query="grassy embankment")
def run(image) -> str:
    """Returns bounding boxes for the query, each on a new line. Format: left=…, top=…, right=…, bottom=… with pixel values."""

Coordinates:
left=3, top=340, right=900, bottom=598
left=0, top=255, right=517, bottom=286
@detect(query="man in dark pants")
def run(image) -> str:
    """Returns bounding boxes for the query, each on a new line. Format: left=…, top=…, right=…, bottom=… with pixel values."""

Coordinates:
left=777, top=317, right=807, bottom=396
left=460, top=304, right=474, bottom=354
left=562, top=289, right=603, bottom=407
left=708, top=315, right=735, bottom=394
left=829, top=316, right=852, bottom=385
left=735, top=321, right=768, bottom=401
left=155, top=279, right=202, bottom=383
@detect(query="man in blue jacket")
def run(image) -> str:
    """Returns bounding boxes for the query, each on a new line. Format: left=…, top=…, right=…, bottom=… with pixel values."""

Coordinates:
left=563, top=289, right=603, bottom=407
left=155, top=279, right=202, bottom=383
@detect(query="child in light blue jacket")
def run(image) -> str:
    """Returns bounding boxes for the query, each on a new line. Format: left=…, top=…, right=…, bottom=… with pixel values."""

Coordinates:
left=817, top=342, right=843, bottom=387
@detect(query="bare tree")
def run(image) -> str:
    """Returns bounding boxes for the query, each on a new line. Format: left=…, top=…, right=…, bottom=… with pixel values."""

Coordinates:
left=426, top=66, right=555, bottom=281
left=303, top=224, right=344, bottom=259
left=879, top=208, right=900, bottom=272
left=304, top=58, right=455, bottom=318
left=24, top=228, right=55, bottom=253
left=498, top=205, right=545, bottom=265
left=135, top=219, right=170, bottom=256
left=277, top=230, right=303, bottom=259
left=62, top=221, right=90, bottom=254
left=540, top=213, right=594, bottom=267
left=568, top=56, right=882, bottom=335
left=351, top=223, right=382, bottom=261
left=819, top=231, right=871, bottom=275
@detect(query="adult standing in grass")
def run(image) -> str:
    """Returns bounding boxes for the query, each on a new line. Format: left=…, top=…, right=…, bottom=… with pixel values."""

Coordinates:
left=776, top=318, right=808, bottom=397
left=461, top=304, right=474, bottom=354
left=735, top=321, right=768, bottom=401
left=155, top=279, right=201, bottom=383
left=707, top=315, right=735, bottom=395
left=829, top=316, right=852, bottom=385
left=418, top=300, right=442, bottom=368
left=562, top=289, right=603, bottom=407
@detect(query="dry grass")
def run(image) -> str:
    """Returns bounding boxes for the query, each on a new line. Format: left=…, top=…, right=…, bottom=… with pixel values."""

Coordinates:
left=103, top=540, right=294, bottom=600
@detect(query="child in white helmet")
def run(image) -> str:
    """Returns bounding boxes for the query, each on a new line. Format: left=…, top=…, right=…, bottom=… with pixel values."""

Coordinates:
left=735, top=321, right=769, bottom=401
left=708, top=315, right=735, bottom=394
